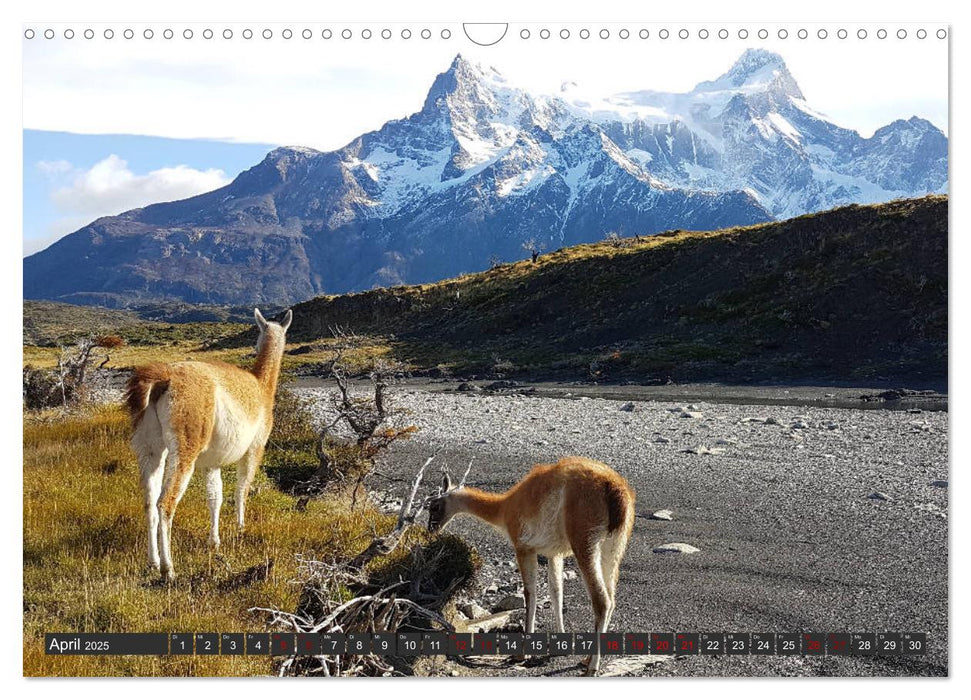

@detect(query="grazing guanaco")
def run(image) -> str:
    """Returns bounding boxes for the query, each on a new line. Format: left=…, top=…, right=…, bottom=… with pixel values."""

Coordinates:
left=126, top=308, right=292, bottom=581
left=427, top=456, right=635, bottom=675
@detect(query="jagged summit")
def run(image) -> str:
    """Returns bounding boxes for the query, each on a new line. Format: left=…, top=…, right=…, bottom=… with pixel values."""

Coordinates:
left=720, top=49, right=788, bottom=85
left=694, top=49, right=803, bottom=99
left=422, top=54, right=509, bottom=113
left=23, top=52, right=946, bottom=307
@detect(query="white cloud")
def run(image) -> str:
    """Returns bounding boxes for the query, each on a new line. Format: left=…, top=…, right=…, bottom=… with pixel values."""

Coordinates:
left=49, top=154, right=230, bottom=219
left=24, top=155, right=232, bottom=254
left=35, top=159, right=73, bottom=177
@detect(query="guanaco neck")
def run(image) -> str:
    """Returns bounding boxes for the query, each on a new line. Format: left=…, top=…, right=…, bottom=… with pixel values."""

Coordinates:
left=251, top=333, right=285, bottom=398
left=453, top=487, right=507, bottom=530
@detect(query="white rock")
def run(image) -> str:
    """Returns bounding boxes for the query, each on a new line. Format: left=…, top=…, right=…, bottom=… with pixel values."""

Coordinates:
left=494, top=594, right=526, bottom=611
left=680, top=411, right=704, bottom=419
left=681, top=445, right=726, bottom=455
left=650, top=509, right=674, bottom=521
left=563, top=570, right=578, bottom=581
left=600, top=655, right=674, bottom=676
left=653, top=542, right=700, bottom=554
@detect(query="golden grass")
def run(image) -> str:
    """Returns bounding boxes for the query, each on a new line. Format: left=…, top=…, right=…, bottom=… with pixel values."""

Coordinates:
left=23, top=406, right=398, bottom=677
left=22, top=337, right=395, bottom=376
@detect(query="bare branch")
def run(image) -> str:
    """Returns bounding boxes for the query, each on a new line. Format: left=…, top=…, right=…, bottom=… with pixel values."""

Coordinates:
left=457, top=456, right=475, bottom=490
left=396, top=455, right=435, bottom=530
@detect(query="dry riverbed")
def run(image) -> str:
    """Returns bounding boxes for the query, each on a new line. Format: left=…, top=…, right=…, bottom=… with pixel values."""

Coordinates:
left=298, top=384, right=948, bottom=677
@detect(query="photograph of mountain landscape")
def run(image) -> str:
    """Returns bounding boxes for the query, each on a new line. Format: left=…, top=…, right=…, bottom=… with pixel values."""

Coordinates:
left=24, top=48, right=946, bottom=306
left=23, top=24, right=948, bottom=679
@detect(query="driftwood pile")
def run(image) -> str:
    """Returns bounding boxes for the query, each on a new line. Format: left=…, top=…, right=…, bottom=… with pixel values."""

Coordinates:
left=252, top=456, right=473, bottom=677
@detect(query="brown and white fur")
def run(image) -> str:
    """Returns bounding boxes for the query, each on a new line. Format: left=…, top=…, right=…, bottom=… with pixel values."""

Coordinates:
left=427, top=456, right=635, bottom=675
left=125, top=308, right=292, bottom=581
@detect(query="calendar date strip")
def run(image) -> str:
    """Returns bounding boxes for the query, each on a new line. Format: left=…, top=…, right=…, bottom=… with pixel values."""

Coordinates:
left=45, top=631, right=926, bottom=656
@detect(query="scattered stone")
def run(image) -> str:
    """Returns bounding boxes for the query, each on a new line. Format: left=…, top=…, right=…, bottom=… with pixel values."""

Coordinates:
left=790, top=420, right=810, bottom=429
left=494, top=594, right=526, bottom=611
left=483, top=583, right=499, bottom=595
left=681, top=445, right=725, bottom=455
left=600, top=655, right=674, bottom=676
left=860, top=388, right=937, bottom=402
left=913, top=502, right=947, bottom=520
left=930, top=479, right=948, bottom=488
left=650, top=509, right=674, bottom=521
left=619, top=401, right=636, bottom=412
left=868, top=491, right=891, bottom=501
left=741, top=416, right=778, bottom=425
left=458, top=601, right=491, bottom=619
left=686, top=404, right=701, bottom=411
left=456, top=382, right=481, bottom=392
left=484, top=380, right=520, bottom=392
left=450, top=669, right=461, bottom=676
left=563, top=570, right=578, bottom=581
left=654, top=436, right=671, bottom=444
left=653, top=542, right=700, bottom=554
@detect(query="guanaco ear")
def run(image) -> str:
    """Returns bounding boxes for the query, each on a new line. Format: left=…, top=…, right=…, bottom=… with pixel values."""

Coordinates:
left=441, top=471, right=453, bottom=492
left=254, top=308, right=268, bottom=331
left=280, top=309, right=293, bottom=332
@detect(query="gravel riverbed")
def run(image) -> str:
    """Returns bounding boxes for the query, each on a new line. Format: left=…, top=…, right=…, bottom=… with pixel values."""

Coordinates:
left=297, top=385, right=949, bottom=677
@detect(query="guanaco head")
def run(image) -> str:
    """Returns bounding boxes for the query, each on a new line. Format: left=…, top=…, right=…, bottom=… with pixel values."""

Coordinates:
left=427, top=471, right=459, bottom=533
left=254, top=307, right=293, bottom=352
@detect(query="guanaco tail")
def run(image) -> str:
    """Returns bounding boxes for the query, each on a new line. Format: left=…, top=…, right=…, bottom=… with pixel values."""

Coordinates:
left=125, top=308, right=292, bottom=581
left=427, top=456, right=635, bottom=676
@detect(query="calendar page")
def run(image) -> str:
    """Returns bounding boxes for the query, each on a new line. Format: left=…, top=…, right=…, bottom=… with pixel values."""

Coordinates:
left=21, top=16, right=948, bottom=680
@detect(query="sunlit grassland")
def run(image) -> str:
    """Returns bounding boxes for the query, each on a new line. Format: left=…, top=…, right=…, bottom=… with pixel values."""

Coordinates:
left=22, top=336, right=394, bottom=376
left=22, top=406, right=398, bottom=677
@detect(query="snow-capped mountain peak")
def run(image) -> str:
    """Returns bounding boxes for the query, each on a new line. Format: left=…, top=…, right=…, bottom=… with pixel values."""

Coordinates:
left=698, top=48, right=803, bottom=99
left=23, top=52, right=946, bottom=306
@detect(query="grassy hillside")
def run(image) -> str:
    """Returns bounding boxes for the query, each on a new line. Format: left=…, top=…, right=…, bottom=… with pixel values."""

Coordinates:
left=290, top=196, right=947, bottom=383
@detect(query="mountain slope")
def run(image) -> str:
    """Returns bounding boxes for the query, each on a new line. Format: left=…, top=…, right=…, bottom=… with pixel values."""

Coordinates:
left=290, top=196, right=947, bottom=383
left=24, top=52, right=946, bottom=308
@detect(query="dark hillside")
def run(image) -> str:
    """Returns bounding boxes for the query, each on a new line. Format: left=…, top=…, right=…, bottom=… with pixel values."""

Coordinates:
left=291, top=197, right=947, bottom=383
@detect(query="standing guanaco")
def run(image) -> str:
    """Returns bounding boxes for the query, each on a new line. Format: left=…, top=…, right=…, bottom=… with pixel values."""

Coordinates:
left=126, top=308, right=292, bottom=581
left=427, top=456, right=635, bottom=675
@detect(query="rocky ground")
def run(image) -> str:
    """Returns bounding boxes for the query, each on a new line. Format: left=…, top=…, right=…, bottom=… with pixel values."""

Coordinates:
left=298, top=382, right=949, bottom=677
